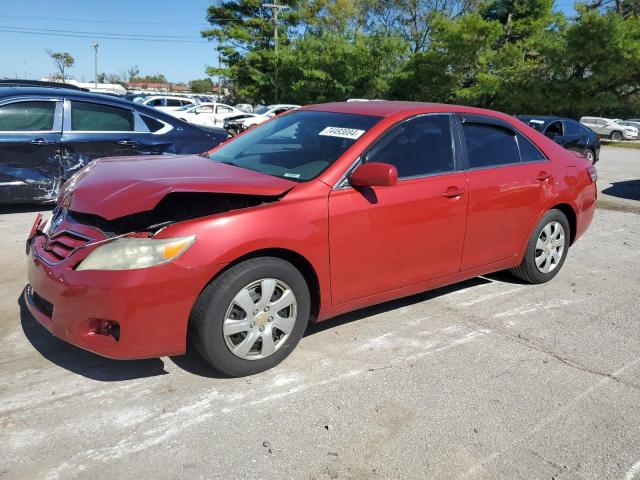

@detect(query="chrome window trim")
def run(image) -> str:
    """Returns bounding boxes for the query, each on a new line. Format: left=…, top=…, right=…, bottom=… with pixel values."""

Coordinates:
left=333, top=112, right=458, bottom=190
left=0, top=97, right=62, bottom=133
left=62, top=99, right=173, bottom=135
left=464, top=159, right=548, bottom=173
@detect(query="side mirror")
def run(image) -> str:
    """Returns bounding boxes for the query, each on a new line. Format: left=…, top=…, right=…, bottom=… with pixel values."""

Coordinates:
left=350, top=162, right=398, bottom=187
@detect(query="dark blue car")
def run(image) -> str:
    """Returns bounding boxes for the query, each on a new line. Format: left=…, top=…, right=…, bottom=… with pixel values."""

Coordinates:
left=0, top=81, right=228, bottom=203
left=517, top=115, right=600, bottom=165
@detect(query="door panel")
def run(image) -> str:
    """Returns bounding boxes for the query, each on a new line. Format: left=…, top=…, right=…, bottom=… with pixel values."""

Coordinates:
left=329, top=173, right=468, bottom=305
left=461, top=162, right=555, bottom=270
left=61, top=99, right=165, bottom=177
left=0, top=99, right=62, bottom=203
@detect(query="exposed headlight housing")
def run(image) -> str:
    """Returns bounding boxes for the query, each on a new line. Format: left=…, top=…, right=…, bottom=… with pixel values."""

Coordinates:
left=76, top=235, right=196, bottom=271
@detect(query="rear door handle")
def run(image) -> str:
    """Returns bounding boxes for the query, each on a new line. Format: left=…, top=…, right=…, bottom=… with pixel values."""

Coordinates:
left=117, top=139, right=140, bottom=146
left=536, top=172, right=552, bottom=181
left=30, top=138, right=53, bottom=145
left=441, top=187, right=465, bottom=198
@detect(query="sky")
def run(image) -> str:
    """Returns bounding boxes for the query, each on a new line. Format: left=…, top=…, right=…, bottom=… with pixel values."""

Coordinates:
left=0, top=0, right=577, bottom=84
left=0, top=0, right=218, bottom=83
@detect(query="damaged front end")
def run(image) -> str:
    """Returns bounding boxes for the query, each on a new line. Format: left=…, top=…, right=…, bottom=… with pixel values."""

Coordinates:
left=67, top=191, right=286, bottom=237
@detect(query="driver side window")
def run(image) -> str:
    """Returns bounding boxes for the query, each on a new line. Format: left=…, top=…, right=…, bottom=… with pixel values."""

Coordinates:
left=364, top=115, right=455, bottom=179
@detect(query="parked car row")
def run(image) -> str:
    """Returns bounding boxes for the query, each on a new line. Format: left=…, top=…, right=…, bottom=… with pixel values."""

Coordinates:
left=168, top=102, right=246, bottom=127
left=0, top=81, right=228, bottom=203
left=223, top=104, right=300, bottom=136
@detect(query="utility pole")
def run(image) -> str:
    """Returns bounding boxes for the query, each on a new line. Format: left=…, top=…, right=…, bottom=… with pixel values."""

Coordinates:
left=262, top=2, right=288, bottom=103
left=217, top=51, right=222, bottom=101
left=89, top=42, right=99, bottom=88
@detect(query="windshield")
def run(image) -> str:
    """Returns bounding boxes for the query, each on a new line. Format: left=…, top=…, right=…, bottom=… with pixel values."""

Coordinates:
left=209, top=110, right=381, bottom=181
left=254, top=106, right=271, bottom=115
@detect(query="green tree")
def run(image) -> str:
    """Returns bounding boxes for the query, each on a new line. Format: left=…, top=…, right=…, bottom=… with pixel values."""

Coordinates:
left=47, top=51, right=74, bottom=82
left=189, top=78, right=214, bottom=93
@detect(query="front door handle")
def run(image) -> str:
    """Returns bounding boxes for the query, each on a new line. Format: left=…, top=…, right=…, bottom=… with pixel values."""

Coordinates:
left=117, top=139, right=140, bottom=146
left=536, top=172, right=552, bottom=181
left=441, top=186, right=466, bottom=198
left=30, top=138, right=53, bottom=145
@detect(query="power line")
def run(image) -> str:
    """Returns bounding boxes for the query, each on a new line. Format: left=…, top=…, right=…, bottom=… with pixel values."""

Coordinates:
left=0, top=14, right=206, bottom=26
left=0, top=28, right=209, bottom=43
left=0, top=25, right=202, bottom=39
left=0, top=13, right=245, bottom=25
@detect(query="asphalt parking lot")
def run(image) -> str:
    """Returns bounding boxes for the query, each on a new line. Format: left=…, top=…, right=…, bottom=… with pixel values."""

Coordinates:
left=1, top=147, right=639, bottom=480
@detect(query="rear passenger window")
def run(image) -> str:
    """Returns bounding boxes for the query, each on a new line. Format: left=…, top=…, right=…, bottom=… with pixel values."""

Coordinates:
left=141, top=115, right=165, bottom=133
left=564, top=121, right=582, bottom=136
left=365, top=114, right=454, bottom=178
left=516, top=132, right=545, bottom=163
left=71, top=101, right=134, bottom=131
left=0, top=101, right=56, bottom=131
left=166, top=99, right=182, bottom=107
left=462, top=123, right=519, bottom=169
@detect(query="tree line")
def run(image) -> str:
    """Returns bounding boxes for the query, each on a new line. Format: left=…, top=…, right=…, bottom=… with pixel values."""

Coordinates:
left=203, top=0, right=640, bottom=118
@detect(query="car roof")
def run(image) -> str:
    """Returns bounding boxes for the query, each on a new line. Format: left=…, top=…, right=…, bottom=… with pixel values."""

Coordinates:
left=0, top=85, right=197, bottom=123
left=517, top=115, right=571, bottom=123
left=302, top=101, right=520, bottom=120
left=0, top=85, right=90, bottom=99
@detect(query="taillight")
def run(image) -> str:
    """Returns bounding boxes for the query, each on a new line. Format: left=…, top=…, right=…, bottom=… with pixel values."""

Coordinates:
left=587, top=165, right=597, bottom=182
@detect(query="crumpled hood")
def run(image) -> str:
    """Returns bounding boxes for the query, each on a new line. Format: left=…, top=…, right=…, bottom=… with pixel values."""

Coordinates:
left=61, top=154, right=296, bottom=220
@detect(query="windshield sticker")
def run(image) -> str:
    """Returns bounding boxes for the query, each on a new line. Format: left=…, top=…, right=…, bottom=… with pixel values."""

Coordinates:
left=284, top=172, right=301, bottom=178
left=528, top=119, right=545, bottom=124
left=319, top=126, right=366, bottom=140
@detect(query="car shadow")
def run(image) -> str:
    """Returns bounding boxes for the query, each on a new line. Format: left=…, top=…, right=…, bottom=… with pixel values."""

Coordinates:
left=0, top=204, right=53, bottom=215
left=169, top=343, right=233, bottom=380
left=602, top=180, right=640, bottom=201
left=18, top=292, right=168, bottom=381
left=304, top=276, right=497, bottom=337
left=19, top=273, right=521, bottom=381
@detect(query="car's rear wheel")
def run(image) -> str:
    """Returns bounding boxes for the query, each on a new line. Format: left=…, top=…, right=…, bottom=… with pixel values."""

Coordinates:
left=583, top=148, right=595, bottom=164
left=610, top=131, right=623, bottom=141
left=510, top=209, right=570, bottom=284
left=190, top=257, right=310, bottom=377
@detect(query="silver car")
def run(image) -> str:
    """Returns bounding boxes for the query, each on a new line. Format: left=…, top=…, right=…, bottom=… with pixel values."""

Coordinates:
left=579, top=116, right=638, bottom=140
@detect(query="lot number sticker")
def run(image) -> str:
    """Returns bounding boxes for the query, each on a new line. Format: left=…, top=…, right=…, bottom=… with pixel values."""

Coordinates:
left=319, top=126, right=366, bottom=140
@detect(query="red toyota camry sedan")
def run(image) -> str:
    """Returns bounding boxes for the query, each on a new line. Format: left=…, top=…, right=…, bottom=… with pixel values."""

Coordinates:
left=25, top=102, right=597, bottom=376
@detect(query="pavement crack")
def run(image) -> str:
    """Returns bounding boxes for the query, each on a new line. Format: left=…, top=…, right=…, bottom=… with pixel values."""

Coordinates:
left=530, top=449, right=568, bottom=475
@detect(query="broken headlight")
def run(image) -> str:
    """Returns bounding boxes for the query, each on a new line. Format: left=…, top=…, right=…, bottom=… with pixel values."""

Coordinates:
left=76, top=235, right=196, bottom=271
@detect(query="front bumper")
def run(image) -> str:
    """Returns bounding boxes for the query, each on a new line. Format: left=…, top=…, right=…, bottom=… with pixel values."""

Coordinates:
left=25, top=228, right=220, bottom=360
left=623, top=131, right=638, bottom=140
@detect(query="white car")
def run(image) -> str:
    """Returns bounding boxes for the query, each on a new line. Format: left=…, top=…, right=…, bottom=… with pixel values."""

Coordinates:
left=240, top=104, right=300, bottom=128
left=169, top=102, right=244, bottom=127
left=142, top=96, right=198, bottom=112
left=580, top=116, right=638, bottom=140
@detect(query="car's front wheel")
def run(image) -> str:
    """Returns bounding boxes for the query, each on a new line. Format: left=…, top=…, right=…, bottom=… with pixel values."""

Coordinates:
left=510, top=209, right=570, bottom=284
left=610, top=131, right=623, bottom=141
left=190, top=257, right=310, bottom=377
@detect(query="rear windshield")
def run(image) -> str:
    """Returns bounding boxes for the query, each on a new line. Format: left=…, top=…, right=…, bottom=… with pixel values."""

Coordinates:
left=209, top=110, right=381, bottom=181
left=520, top=117, right=546, bottom=132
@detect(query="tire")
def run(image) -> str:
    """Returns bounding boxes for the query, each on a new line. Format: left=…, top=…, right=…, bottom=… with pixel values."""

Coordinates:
left=190, top=257, right=310, bottom=377
left=583, top=148, right=595, bottom=164
left=610, top=131, right=623, bottom=141
left=510, top=209, right=570, bottom=284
